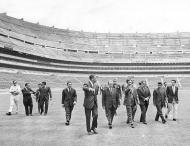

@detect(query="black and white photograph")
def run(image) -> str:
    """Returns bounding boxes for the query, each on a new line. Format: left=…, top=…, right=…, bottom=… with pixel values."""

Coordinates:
left=0, top=0, right=190, bottom=145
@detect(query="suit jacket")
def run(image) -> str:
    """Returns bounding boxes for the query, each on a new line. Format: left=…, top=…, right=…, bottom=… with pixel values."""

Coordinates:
left=113, top=83, right=122, bottom=98
left=123, top=86, right=138, bottom=106
left=153, top=87, right=166, bottom=106
left=22, top=87, right=35, bottom=102
left=39, top=86, right=52, bottom=100
left=62, top=88, right=77, bottom=106
left=102, top=87, right=120, bottom=109
left=137, top=86, right=151, bottom=105
left=166, top=86, right=178, bottom=103
left=83, top=81, right=99, bottom=109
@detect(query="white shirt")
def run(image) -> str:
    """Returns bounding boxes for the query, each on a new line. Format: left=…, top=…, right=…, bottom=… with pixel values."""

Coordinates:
left=9, top=85, right=21, bottom=96
left=172, top=86, right=175, bottom=94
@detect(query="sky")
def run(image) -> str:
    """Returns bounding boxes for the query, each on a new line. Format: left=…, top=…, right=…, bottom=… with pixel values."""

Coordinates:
left=0, top=0, right=190, bottom=33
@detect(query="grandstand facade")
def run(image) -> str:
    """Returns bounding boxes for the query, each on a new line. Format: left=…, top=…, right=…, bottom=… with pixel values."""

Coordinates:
left=0, top=13, right=190, bottom=75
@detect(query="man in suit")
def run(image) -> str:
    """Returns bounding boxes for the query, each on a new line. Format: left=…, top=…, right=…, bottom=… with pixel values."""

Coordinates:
left=165, top=80, right=179, bottom=121
left=102, top=80, right=120, bottom=129
left=6, top=80, right=21, bottom=115
left=123, top=79, right=138, bottom=128
left=153, top=82, right=167, bottom=124
left=83, top=75, right=99, bottom=135
left=22, top=83, right=35, bottom=116
left=38, top=81, right=52, bottom=116
left=35, top=83, right=42, bottom=114
left=137, top=81, right=151, bottom=124
left=62, top=81, right=77, bottom=125
left=113, top=78, right=122, bottom=100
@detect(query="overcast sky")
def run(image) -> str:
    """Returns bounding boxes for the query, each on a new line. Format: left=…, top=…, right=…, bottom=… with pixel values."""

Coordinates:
left=0, top=0, right=190, bottom=33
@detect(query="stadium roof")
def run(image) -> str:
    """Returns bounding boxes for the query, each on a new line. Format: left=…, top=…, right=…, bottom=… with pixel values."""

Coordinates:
left=0, top=0, right=190, bottom=33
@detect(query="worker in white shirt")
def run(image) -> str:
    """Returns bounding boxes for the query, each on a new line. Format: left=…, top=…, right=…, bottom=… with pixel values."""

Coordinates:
left=6, top=80, right=21, bottom=115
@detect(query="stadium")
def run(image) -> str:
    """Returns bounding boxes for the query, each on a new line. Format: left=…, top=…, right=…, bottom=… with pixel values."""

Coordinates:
left=0, top=1, right=190, bottom=145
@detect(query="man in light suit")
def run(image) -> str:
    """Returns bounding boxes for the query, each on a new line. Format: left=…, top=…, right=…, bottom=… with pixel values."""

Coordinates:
left=123, top=79, right=138, bottom=128
left=83, top=75, right=99, bottom=135
left=6, top=80, right=21, bottom=115
left=102, top=80, right=120, bottom=129
left=137, top=81, right=151, bottom=124
left=62, top=81, right=77, bottom=125
left=153, top=82, right=167, bottom=124
left=165, top=80, right=179, bottom=121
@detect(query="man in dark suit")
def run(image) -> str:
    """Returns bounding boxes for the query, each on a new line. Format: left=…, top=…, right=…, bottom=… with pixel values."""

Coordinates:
left=165, top=80, right=179, bottom=121
left=102, top=80, right=120, bottom=129
left=113, top=78, right=122, bottom=100
left=83, top=75, right=99, bottom=135
left=22, top=83, right=35, bottom=116
left=62, top=81, right=77, bottom=125
left=137, top=81, right=151, bottom=124
left=123, top=79, right=138, bottom=128
left=153, top=82, right=167, bottom=124
left=35, top=83, right=42, bottom=114
left=38, top=81, right=52, bottom=116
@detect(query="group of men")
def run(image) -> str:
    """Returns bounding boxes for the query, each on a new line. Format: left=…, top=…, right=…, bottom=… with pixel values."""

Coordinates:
left=6, top=81, right=52, bottom=116
left=5, top=75, right=179, bottom=135
left=81, top=75, right=179, bottom=135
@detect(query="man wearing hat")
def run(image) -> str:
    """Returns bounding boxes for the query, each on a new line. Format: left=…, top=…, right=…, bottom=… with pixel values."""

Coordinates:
left=6, top=80, right=21, bottom=115
left=153, top=82, right=167, bottom=124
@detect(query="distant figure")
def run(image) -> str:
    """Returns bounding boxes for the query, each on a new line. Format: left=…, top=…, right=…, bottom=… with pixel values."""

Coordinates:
left=22, top=83, right=35, bottom=116
left=123, top=79, right=138, bottom=128
left=38, top=81, right=52, bottom=115
left=165, top=80, right=179, bottom=121
left=113, top=78, right=122, bottom=100
left=137, top=81, right=151, bottom=124
left=35, top=83, right=42, bottom=114
left=153, top=82, right=167, bottom=124
left=164, top=82, right=167, bottom=88
left=83, top=75, right=99, bottom=135
left=6, top=80, right=21, bottom=115
left=62, top=81, right=77, bottom=125
left=102, top=80, right=120, bottom=129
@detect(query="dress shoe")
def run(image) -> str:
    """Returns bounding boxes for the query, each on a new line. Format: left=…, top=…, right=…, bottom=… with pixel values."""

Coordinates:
left=126, top=120, right=129, bottom=124
left=109, top=125, right=112, bottom=129
left=65, top=121, right=70, bottom=126
left=155, top=119, right=158, bottom=121
left=6, top=112, right=11, bottom=116
left=165, top=115, right=168, bottom=119
left=143, top=122, right=147, bottom=124
left=173, top=119, right=176, bottom=121
left=131, top=124, right=135, bottom=128
left=92, top=128, right=98, bottom=134
left=162, top=120, right=166, bottom=124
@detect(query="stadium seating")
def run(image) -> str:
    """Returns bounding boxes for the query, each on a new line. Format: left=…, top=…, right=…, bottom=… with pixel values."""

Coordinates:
left=0, top=13, right=190, bottom=76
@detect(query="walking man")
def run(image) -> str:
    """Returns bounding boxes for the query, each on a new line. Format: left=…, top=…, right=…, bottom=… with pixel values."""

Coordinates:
left=38, top=81, right=52, bottom=115
left=123, top=79, right=138, bottom=128
left=165, top=80, right=179, bottom=121
left=83, top=75, right=99, bottom=135
left=102, top=80, right=120, bottom=129
left=22, top=83, right=35, bottom=116
left=6, top=80, right=21, bottom=115
left=35, top=83, right=42, bottom=114
left=137, top=81, right=151, bottom=124
left=62, top=81, right=77, bottom=125
left=153, top=82, right=167, bottom=124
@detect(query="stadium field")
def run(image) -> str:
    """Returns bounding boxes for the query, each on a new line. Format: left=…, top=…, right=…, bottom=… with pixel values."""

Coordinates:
left=0, top=87, right=190, bottom=146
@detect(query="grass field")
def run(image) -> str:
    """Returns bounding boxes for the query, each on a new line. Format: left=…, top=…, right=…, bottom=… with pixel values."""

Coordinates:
left=0, top=87, right=190, bottom=146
